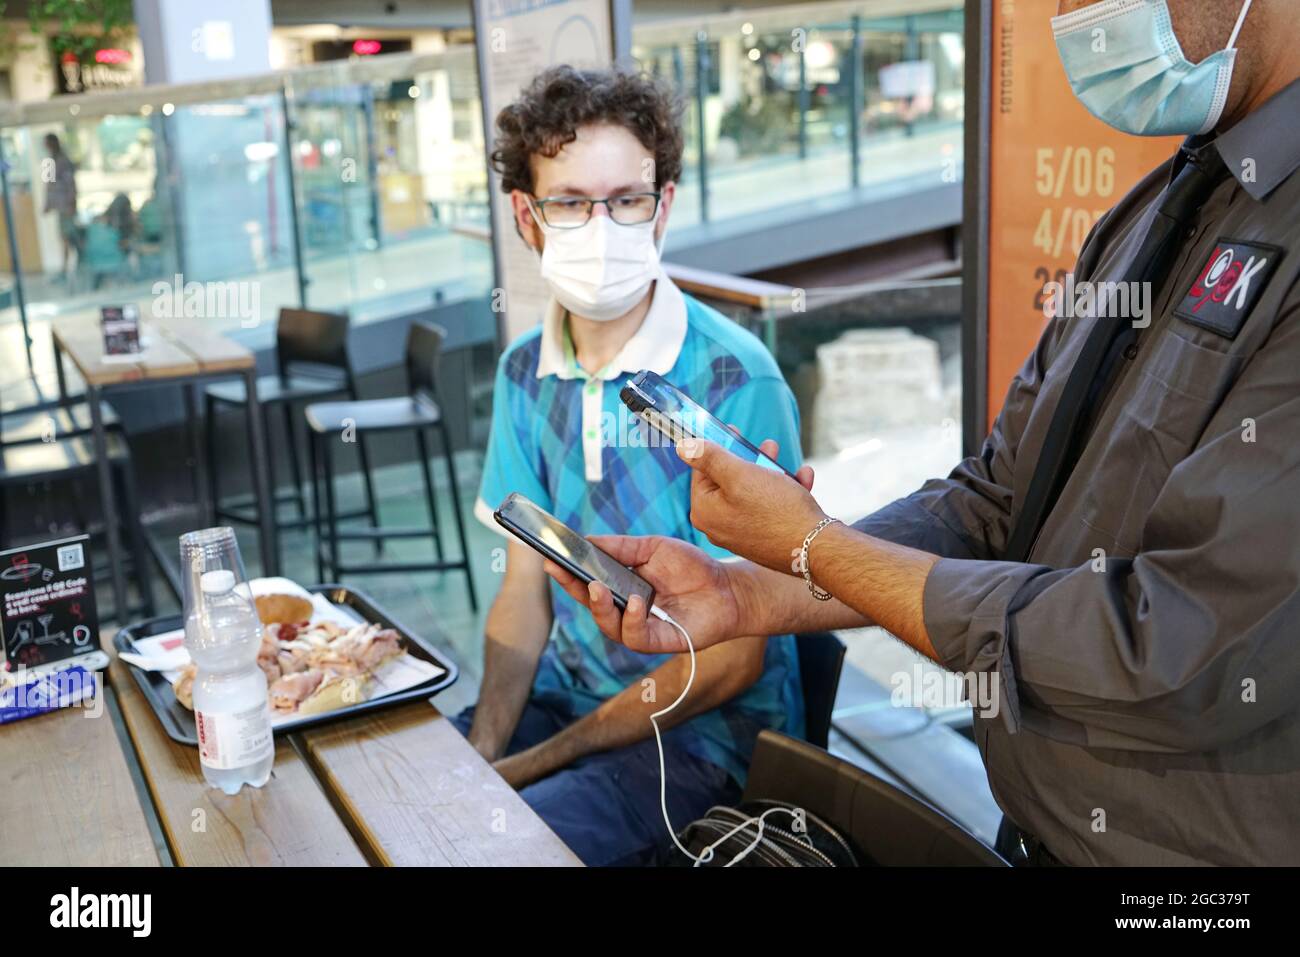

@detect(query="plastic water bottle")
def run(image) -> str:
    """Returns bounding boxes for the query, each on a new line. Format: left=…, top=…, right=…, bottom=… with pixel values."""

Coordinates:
left=180, top=528, right=273, bottom=794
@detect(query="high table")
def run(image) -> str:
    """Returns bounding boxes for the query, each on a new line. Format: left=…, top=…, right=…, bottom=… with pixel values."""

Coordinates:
left=0, top=640, right=580, bottom=867
left=50, top=317, right=280, bottom=614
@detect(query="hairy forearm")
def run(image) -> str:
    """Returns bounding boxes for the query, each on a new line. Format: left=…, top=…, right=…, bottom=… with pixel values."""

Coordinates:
left=732, top=525, right=940, bottom=661
left=503, top=639, right=764, bottom=784
left=731, top=560, right=873, bottom=636
left=808, top=523, right=939, bottom=659
left=468, top=585, right=551, bottom=760
left=468, top=635, right=544, bottom=760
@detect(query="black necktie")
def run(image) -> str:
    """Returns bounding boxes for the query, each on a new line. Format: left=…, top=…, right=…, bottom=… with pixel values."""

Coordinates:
left=1003, top=141, right=1231, bottom=563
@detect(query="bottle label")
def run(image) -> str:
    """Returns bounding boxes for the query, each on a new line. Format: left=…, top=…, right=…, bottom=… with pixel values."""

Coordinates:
left=195, top=702, right=274, bottom=770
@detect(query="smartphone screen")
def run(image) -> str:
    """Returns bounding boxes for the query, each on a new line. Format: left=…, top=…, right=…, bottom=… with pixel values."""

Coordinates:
left=621, top=371, right=792, bottom=477
left=494, top=494, right=655, bottom=611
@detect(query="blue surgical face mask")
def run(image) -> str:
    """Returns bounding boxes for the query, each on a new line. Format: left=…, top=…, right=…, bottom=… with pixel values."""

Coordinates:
left=1052, top=0, right=1254, bottom=137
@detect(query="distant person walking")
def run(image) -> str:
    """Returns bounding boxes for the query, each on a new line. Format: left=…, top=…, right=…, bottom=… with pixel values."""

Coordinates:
left=42, top=133, right=79, bottom=279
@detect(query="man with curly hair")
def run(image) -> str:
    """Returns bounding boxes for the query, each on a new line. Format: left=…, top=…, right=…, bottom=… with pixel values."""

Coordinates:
left=451, top=66, right=806, bottom=866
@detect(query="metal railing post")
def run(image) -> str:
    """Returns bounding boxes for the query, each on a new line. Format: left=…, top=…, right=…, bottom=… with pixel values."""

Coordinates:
left=0, top=149, right=33, bottom=377
left=280, top=86, right=309, bottom=308
left=798, top=27, right=809, bottom=161
left=905, top=14, right=920, bottom=138
left=849, top=14, right=863, bottom=188
left=361, top=83, right=383, bottom=250
left=695, top=31, right=711, bottom=223
left=156, top=109, right=188, bottom=294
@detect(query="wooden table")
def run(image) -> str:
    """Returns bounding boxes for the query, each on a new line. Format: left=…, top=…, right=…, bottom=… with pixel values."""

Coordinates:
left=297, top=706, right=577, bottom=866
left=0, top=676, right=157, bottom=866
left=0, top=646, right=581, bottom=867
left=50, top=316, right=280, bottom=614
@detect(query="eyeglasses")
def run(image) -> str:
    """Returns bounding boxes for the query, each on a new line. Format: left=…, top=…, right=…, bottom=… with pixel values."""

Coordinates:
left=530, top=192, right=661, bottom=229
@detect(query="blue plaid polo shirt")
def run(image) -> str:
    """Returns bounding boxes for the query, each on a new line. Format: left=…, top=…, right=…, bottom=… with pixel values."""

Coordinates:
left=475, top=269, right=805, bottom=784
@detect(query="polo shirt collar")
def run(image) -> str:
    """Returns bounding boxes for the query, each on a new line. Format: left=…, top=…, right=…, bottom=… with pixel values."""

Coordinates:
left=535, top=267, right=687, bottom=380
left=1214, top=77, right=1300, bottom=201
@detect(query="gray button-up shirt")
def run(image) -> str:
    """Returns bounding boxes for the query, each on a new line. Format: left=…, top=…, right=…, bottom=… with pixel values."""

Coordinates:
left=856, top=78, right=1300, bottom=866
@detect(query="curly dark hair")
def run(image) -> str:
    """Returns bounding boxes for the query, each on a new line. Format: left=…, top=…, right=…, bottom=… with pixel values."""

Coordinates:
left=491, top=65, right=684, bottom=195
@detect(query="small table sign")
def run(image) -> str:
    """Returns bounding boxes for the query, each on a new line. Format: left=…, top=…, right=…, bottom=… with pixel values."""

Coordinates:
left=0, top=536, right=108, bottom=724
left=100, top=304, right=142, bottom=357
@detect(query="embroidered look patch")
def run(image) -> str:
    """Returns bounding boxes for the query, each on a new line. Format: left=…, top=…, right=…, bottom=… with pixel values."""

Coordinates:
left=1175, top=238, right=1284, bottom=339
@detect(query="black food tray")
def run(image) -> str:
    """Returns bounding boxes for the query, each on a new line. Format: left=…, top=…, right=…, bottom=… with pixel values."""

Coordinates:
left=114, top=584, right=459, bottom=747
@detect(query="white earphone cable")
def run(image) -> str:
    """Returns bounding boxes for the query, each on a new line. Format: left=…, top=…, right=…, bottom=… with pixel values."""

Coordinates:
left=649, top=608, right=802, bottom=867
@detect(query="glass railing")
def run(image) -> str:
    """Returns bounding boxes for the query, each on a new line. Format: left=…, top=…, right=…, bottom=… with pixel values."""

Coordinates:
left=639, top=0, right=967, bottom=507
left=0, top=2, right=966, bottom=418
left=632, top=0, right=965, bottom=228
left=673, top=268, right=964, bottom=518
left=0, top=46, right=490, bottom=388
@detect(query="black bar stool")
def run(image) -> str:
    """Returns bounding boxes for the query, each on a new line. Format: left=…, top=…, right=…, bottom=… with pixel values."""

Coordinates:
left=6, top=336, right=123, bottom=446
left=204, top=308, right=379, bottom=553
left=1, top=401, right=123, bottom=447
left=304, top=321, right=477, bottom=611
left=1, top=375, right=57, bottom=416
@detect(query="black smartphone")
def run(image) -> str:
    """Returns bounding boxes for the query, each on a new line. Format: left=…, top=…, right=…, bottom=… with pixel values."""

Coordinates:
left=619, top=370, right=795, bottom=478
left=493, top=493, right=655, bottom=612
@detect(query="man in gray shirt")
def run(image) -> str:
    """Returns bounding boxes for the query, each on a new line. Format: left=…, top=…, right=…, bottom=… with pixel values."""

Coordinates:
left=546, top=0, right=1300, bottom=865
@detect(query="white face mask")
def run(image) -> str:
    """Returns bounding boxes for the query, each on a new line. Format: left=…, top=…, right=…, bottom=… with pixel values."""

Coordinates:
left=530, top=206, right=663, bottom=322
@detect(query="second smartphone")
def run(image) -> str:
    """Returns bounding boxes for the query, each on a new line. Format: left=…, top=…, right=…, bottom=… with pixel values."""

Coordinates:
left=620, top=370, right=794, bottom=478
left=494, top=493, right=655, bottom=612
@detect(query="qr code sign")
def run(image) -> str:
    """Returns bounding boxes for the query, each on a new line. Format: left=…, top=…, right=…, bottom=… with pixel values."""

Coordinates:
left=57, top=543, right=85, bottom=572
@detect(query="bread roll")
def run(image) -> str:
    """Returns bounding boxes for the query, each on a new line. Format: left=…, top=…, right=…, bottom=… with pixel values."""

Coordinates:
left=255, top=593, right=314, bottom=625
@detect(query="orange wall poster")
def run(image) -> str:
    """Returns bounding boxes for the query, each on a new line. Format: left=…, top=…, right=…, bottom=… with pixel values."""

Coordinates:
left=984, top=0, right=1181, bottom=432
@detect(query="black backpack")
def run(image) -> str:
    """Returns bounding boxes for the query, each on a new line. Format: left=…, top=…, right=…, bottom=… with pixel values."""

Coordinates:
left=667, top=799, right=859, bottom=867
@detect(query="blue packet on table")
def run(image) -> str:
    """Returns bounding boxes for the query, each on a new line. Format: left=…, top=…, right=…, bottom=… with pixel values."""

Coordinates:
left=0, top=663, right=101, bottom=725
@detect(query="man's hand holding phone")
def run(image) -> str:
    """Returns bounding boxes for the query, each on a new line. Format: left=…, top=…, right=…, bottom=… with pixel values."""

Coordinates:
left=543, top=535, right=753, bottom=655
left=679, top=436, right=826, bottom=574
left=544, top=436, right=826, bottom=654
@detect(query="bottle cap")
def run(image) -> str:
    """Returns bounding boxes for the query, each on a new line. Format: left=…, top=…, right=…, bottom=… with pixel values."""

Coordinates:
left=200, top=569, right=236, bottom=594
